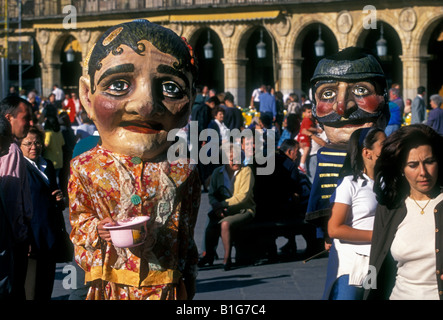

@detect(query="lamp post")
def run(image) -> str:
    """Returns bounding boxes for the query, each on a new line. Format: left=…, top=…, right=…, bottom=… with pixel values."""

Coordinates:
left=256, top=29, right=266, bottom=59
left=66, top=46, right=75, bottom=62
left=314, top=25, right=325, bottom=57
left=376, top=23, right=387, bottom=57
left=203, top=30, right=213, bottom=59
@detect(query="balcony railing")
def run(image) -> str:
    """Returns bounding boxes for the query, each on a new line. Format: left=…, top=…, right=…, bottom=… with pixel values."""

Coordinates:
left=1, top=0, right=339, bottom=20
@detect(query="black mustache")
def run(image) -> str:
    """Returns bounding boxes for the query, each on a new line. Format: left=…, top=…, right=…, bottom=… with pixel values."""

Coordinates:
left=313, top=105, right=383, bottom=127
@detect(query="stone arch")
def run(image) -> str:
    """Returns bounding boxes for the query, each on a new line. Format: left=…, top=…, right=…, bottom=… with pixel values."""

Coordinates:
left=49, top=31, right=83, bottom=93
left=417, top=12, right=443, bottom=57
left=417, top=13, right=443, bottom=95
left=290, top=19, right=339, bottom=94
left=355, top=18, right=403, bottom=88
left=187, top=25, right=225, bottom=93
left=234, top=23, right=279, bottom=103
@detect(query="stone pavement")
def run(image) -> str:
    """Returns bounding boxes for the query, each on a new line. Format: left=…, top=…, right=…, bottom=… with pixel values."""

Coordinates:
left=51, top=192, right=328, bottom=301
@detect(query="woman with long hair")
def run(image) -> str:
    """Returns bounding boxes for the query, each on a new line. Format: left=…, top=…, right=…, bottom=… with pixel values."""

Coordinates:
left=324, top=127, right=386, bottom=300
left=365, top=124, right=443, bottom=300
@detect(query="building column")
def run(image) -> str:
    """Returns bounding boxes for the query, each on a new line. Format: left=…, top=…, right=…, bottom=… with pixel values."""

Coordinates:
left=40, top=62, right=61, bottom=98
left=279, top=57, right=304, bottom=98
left=400, top=54, right=430, bottom=100
left=221, top=57, right=248, bottom=108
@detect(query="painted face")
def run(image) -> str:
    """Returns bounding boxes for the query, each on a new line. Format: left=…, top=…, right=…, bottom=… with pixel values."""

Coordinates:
left=314, top=81, right=385, bottom=144
left=403, top=144, right=439, bottom=199
left=80, top=40, right=194, bottom=160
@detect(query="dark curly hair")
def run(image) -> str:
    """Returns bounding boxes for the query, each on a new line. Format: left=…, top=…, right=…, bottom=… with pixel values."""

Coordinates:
left=86, top=19, right=198, bottom=94
left=374, top=124, right=443, bottom=209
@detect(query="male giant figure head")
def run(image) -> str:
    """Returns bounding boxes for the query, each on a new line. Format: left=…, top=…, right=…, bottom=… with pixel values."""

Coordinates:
left=311, top=47, right=389, bottom=145
left=305, top=47, right=389, bottom=234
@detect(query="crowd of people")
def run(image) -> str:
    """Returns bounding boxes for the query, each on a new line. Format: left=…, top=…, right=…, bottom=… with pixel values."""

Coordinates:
left=0, top=19, right=442, bottom=301
left=0, top=85, right=97, bottom=300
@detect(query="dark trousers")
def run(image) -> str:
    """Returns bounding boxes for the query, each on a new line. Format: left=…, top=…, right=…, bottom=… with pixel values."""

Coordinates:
left=11, top=241, right=28, bottom=300
left=25, top=253, right=56, bottom=300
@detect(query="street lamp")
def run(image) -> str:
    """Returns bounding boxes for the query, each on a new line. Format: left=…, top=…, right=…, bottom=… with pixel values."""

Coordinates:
left=256, top=29, right=266, bottom=59
left=314, top=25, right=325, bottom=57
left=376, top=23, right=388, bottom=57
left=66, top=46, right=75, bottom=62
left=203, top=30, right=213, bottom=59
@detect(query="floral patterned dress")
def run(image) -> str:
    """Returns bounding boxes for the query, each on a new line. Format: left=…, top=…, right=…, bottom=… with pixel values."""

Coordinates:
left=68, top=146, right=201, bottom=300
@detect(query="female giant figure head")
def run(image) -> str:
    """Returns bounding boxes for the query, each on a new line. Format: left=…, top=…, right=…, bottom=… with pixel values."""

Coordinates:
left=79, top=19, right=197, bottom=161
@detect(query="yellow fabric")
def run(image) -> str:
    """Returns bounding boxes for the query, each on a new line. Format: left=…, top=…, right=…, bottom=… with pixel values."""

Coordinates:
left=208, top=165, right=256, bottom=215
left=43, top=130, right=65, bottom=169
left=170, top=10, right=280, bottom=23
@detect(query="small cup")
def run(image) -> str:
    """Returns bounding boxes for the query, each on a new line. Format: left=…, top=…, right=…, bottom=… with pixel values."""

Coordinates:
left=104, top=216, right=150, bottom=248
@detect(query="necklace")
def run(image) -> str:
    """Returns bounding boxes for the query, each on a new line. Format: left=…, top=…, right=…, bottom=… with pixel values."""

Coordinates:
left=411, top=197, right=432, bottom=215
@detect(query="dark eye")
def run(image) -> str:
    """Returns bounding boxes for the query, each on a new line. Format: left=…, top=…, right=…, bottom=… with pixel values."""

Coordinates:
left=321, top=89, right=336, bottom=100
left=352, top=86, right=370, bottom=96
left=407, top=162, right=418, bottom=169
left=106, top=80, right=129, bottom=95
left=162, top=81, right=183, bottom=98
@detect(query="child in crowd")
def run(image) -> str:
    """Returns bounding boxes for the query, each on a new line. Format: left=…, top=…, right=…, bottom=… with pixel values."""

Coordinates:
left=296, top=104, right=317, bottom=173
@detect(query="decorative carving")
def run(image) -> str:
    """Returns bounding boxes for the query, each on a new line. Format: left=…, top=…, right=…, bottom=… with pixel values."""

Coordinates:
left=399, top=8, right=417, bottom=32
left=274, top=16, right=291, bottom=36
left=221, top=23, right=235, bottom=38
left=337, top=11, right=353, bottom=34
left=37, top=30, right=50, bottom=45
left=79, top=29, right=91, bottom=43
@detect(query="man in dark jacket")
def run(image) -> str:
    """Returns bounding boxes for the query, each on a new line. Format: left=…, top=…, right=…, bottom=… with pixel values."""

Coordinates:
left=221, top=92, right=243, bottom=130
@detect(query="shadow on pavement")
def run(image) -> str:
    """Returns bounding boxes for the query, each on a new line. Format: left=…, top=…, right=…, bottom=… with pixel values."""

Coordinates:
left=196, top=274, right=290, bottom=293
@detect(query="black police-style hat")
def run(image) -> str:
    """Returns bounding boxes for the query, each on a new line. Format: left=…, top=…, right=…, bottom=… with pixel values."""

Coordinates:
left=310, top=47, right=386, bottom=84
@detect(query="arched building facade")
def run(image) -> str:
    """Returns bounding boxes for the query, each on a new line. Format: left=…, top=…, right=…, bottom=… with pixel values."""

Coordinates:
left=2, top=1, right=442, bottom=108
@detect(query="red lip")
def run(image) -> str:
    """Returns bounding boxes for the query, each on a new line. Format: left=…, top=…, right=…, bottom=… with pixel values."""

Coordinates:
left=120, top=121, right=161, bottom=134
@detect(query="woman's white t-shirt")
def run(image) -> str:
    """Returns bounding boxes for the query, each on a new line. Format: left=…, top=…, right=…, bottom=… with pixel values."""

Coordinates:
left=333, top=174, right=377, bottom=256
left=332, top=174, right=377, bottom=285
left=389, top=193, right=443, bottom=300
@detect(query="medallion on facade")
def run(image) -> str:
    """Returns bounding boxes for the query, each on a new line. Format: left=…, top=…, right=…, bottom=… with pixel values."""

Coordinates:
left=399, top=8, right=417, bottom=32
left=221, top=23, right=235, bottom=38
left=37, top=29, right=50, bottom=45
left=337, top=11, right=353, bottom=34
left=274, top=15, right=291, bottom=37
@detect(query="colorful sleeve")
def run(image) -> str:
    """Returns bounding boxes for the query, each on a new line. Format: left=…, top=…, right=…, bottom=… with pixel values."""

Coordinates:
left=68, top=161, right=102, bottom=273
